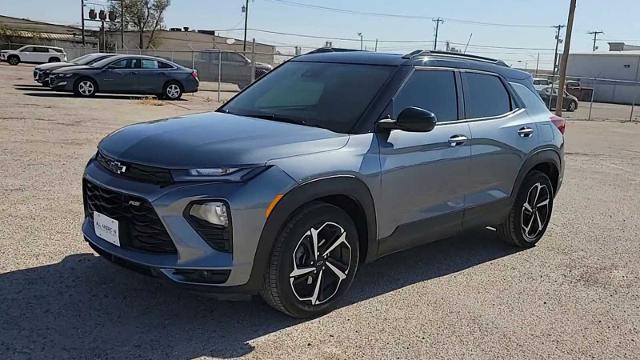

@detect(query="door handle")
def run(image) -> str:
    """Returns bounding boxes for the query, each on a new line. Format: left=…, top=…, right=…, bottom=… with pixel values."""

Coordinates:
left=518, top=127, right=534, bottom=137
left=448, top=135, right=468, bottom=147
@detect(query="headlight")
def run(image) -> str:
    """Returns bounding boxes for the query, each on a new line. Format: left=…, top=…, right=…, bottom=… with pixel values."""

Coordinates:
left=189, top=202, right=228, bottom=227
left=171, top=166, right=268, bottom=182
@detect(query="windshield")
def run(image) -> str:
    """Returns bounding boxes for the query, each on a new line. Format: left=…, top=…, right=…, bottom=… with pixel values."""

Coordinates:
left=220, top=61, right=395, bottom=133
left=91, top=56, right=120, bottom=68
left=72, top=54, right=109, bottom=65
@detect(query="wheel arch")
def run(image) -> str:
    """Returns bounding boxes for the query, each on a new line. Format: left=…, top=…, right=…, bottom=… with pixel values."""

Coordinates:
left=512, top=149, right=562, bottom=199
left=248, top=175, right=378, bottom=291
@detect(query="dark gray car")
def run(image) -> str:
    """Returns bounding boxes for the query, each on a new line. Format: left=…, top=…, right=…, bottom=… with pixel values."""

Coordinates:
left=34, top=53, right=115, bottom=86
left=82, top=50, right=564, bottom=318
left=50, top=55, right=199, bottom=99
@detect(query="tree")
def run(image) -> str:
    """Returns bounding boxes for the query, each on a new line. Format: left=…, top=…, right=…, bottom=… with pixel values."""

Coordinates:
left=110, top=0, right=170, bottom=49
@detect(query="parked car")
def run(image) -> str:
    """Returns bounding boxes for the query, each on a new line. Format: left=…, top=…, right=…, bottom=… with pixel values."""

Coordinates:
left=34, top=53, right=116, bottom=86
left=82, top=50, right=564, bottom=318
left=564, top=79, right=594, bottom=101
left=180, top=50, right=273, bottom=89
left=0, top=45, right=67, bottom=65
left=533, top=77, right=552, bottom=91
left=538, top=86, right=579, bottom=112
left=49, top=55, right=198, bottom=99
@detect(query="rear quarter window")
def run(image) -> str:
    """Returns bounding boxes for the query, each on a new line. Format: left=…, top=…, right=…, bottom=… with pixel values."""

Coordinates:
left=510, top=82, right=549, bottom=114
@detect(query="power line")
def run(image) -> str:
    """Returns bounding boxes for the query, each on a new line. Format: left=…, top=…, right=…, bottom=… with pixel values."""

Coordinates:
left=265, top=0, right=552, bottom=29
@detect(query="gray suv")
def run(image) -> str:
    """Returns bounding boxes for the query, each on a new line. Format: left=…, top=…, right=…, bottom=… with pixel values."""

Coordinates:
left=82, top=50, right=564, bottom=318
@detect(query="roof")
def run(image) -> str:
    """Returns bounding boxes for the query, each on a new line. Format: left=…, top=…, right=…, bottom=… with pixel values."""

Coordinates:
left=293, top=50, right=532, bottom=81
left=570, top=51, right=640, bottom=56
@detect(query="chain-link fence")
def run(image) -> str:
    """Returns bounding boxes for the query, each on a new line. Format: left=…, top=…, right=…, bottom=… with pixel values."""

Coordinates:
left=536, top=74, right=640, bottom=122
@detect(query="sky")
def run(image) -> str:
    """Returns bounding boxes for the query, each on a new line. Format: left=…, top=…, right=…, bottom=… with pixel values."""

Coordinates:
left=2, top=0, right=640, bottom=69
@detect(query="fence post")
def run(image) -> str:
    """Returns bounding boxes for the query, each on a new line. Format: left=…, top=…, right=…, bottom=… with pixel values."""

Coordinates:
left=630, top=89, right=637, bottom=122
left=192, top=51, right=195, bottom=70
left=218, top=51, right=222, bottom=102
left=251, top=38, right=256, bottom=83
left=588, top=86, right=595, bottom=121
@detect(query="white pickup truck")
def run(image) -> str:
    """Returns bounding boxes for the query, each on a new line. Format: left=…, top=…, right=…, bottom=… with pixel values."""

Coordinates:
left=0, top=45, right=67, bottom=65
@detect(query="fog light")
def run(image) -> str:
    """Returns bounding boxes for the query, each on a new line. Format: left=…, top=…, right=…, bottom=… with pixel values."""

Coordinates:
left=189, top=202, right=228, bottom=227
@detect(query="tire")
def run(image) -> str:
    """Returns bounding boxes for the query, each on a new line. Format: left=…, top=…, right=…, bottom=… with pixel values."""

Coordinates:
left=261, top=202, right=360, bottom=318
left=7, top=55, right=20, bottom=66
left=48, top=57, right=60, bottom=63
left=162, top=81, right=183, bottom=100
left=567, top=101, right=577, bottom=112
left=74, top=78, right=97, bottom=97
left=497, top=171, right=554, bottom=248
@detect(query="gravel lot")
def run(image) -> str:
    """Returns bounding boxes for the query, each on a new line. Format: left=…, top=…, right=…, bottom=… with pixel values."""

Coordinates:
left=1, top=63, right=639, bottom=359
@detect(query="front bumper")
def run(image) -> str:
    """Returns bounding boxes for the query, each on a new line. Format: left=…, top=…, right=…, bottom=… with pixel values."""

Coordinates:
left=82, top=158, right=296, bottom=291
left=49, top=76, right=75, bottom=91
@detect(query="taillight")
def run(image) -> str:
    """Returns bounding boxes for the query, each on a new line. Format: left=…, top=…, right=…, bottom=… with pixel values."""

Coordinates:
left=550, top=115, right=566, bottom=135
left=191, top=70, right=199, bottom=81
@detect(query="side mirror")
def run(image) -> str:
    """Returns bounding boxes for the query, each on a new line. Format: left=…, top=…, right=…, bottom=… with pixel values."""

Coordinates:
left=377, top=107, right=437, bottom=133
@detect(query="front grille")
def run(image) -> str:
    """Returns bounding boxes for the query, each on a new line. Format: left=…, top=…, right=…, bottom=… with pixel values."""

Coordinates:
left=83, top=179, right=177, bottom=253
left=96, top=151, right=174, bottom=186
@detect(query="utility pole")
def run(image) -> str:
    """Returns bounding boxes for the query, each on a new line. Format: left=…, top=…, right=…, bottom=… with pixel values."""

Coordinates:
left=588, top=30, right=604, bottom=52
left=242, top=0, right=249, bottom=51
left=81, top=0, right=85, bottom=46
left=552, top=24, right=566, bottom=77
left=374, top=39, right=378, bottom=52
left=555, top=0, right=577, bottom=116
left=535, top=52, right=540, bottom=76
left=358, top=32, right=363, bottom=50
left=549, top=24, right=565, bottom=109
left=120, top=0, right=125, bottom=50
left=433, top=18, right=444, bottom=51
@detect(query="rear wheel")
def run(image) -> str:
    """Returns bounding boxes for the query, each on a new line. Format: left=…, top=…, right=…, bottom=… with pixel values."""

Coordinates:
left=74, top=78, right=97, bottom=97
left=48, top=57, right=60, bottom=63
left=261, top=202, right=359, bottom=318
left=7, top=55, right=20, bottom=65
left=162, top=81, right=183, bottom=100
left=497, top=171, right=554, bottom=248
left=567, top=101, right=577, bottom=112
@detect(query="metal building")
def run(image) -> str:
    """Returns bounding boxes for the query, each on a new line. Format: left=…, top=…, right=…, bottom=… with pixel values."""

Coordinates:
left=567, top=51, right=640, bottom=105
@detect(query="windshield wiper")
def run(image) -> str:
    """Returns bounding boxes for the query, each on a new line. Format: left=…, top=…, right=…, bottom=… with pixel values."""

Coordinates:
left=232, top=111, right=308, bottom=126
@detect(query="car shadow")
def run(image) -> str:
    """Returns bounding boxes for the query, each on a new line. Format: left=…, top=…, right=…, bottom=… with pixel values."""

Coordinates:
left=0, top=230, right=519, bottom=359
left=14, top=86, right=51, bottom=92
left=21, top=92, right=153, bottom=100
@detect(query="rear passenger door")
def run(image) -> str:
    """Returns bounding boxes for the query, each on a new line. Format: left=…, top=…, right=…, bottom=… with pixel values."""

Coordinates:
left=462, top=71, right=538, bottom=227
left=377, top=69, right=471, bottom=254
left=137, top=59, right=170, bottom=93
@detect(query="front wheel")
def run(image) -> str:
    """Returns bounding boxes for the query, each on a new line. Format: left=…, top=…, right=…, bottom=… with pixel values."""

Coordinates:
left=497, top=171, right=554, bottom=248
left=567, top=101, right=577, bottom=112
left=74, top=78, right=97, bottom=97
left=7, top=56, right=20, bottom=65
left=261, top=202, right=359, bottom=318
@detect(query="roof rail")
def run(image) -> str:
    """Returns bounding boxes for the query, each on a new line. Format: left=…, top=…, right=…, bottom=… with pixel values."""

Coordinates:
left=401, top=49, right=508, bottom=67
left=307, top=47, right=364, bottom=54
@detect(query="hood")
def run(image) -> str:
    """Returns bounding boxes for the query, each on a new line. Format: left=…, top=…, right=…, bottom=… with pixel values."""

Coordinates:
left=98, top=112, right=348, bottom=169
left=54, top=65, right=95, bottom=73
left=35, top=62, right=75, bottom=71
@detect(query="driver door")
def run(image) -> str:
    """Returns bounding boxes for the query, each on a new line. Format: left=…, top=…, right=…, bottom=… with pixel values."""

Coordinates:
left=377, top=69, right=471, bottom=255
left=98, top=58, right=137, bottom=92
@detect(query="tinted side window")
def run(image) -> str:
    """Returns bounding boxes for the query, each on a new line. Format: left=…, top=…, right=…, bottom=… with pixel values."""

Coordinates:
left=158, top=61, right=174, bottom=69
left=109, top=59, right=131, bottom=69
left=21, top=47, right=34, bottom=52
left=462, top=72, right=511, bottom=118
left=510, top=82, right=548, bottom=114
left=141, top=59, right=159, bottom=69
left=393, top=70, right=458, bottom=122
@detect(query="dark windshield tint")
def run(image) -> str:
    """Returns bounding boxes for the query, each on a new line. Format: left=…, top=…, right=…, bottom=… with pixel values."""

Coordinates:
left=393, top=70, right=458, bottom=122
left=462, top=72, right=512, bottom=118
left=220, top=61, right=394, bottom=133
